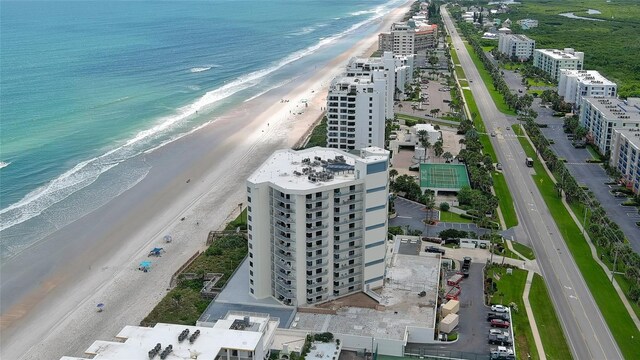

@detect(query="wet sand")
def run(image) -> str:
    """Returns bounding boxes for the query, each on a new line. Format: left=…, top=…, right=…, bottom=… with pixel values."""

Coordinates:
left=0, top=2, right=411, bottom=359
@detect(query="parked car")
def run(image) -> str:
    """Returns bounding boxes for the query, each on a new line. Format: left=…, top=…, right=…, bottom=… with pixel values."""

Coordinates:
left=490, top=319, right=510, bottom=328
left=425, top=246, right=445, bottom=255
left=487, top=312, right=510, bottom=321
left=489, top=329, right=509, bottom=336
left=491, top=304, right=508, bottom=313
left=488, top=334, right=513, bottom=346
left=496, top=163, right=502, bottom=170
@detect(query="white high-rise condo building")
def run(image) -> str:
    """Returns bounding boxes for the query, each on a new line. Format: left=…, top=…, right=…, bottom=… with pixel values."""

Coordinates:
left=497, top=34, right=535, bottom=61
left=609, top=128, right=640, bottom=195
left=394, top=54, right=416, bottom=100
left=579, top=97, right=640, bottom=154
left=344, top=52, right=397, bottom=120
left=326, top=73, right=387, bottom=150
left=557, top=70, right=617, bottom=107
left=533, top=48, right=584, bottom=80
left=246, top=147, right=389, bottom=306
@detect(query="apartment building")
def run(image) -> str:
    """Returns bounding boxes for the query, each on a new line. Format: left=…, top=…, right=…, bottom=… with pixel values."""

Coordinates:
left=579, top=97, right=640, bottom=154
left=533, top=48, right=584, bottom=80
left=378, top=22, right=438, bottom=56
left=344, top=52, right=396, bottom=120
left=394, top=54, right=416, bottom=100
left=325, top=74, right=387, bottom=150
left=246, top=147, right=389, bottom=306
left=610, top=128, right=640, bottom=194
left=60, top=311, right=279, bottom=360
left=497, top=34, right=535, bottom=61
left=557, top=69, right=617, bottom=106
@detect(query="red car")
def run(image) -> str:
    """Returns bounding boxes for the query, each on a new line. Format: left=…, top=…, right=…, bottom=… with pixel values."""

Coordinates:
left=490, top=319, right=510, bottom=328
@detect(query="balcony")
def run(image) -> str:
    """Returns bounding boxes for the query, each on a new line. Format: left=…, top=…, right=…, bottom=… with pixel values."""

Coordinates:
left=335, top=188, right=361, bottom=197
left=305, top=232, right=327, bottom=243
left=306, top=250, right=328, bottom=262
left=334, top=269, right=363, bottom=281
left=305, top=213, right=328, bottom=222
left=305, top=194, right=329, bottom=203
left=306, top=202, right=329, bottom=211
left=307, top=277, right=329, bottom=287
left=334, top=206, right=362, bottom=216
left=334, top=234, right=363, bottom=244
left=335, top=216, right=363, bottom=225
left=333, top=280, right=362, bottom=291
left=306, top=241, right=328, bottom=254
left=306, top=287, right=329, bottom=296
left=274, top=213, right=294, bottom=224
left=334, top=225, right=363, bottom=235
left=273, top=231, right=292, bottom=243
left=274, top=222, right=294, bottom=234
left=305, top=223, right=328, bottom=231
left=307, top=260, right=329, bottom=270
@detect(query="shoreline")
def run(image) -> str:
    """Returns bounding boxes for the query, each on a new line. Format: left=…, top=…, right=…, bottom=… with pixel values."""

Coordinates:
left=0, top=2, right=412, bottom=359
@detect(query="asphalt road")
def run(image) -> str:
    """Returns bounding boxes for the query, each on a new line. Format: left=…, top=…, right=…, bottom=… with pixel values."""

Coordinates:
left=441, top=7, right=622, bottom=360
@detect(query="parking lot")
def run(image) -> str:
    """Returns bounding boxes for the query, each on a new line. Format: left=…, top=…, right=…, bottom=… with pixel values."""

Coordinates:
left=530, top=97, right=640, bottom=251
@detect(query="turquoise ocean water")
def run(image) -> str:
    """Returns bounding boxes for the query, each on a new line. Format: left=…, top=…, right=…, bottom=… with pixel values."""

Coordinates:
left=0, top=0, right=401, bottom=258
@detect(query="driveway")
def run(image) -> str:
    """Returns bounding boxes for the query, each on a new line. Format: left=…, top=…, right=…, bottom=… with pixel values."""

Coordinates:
left=390, top=197, right=486, bottom=238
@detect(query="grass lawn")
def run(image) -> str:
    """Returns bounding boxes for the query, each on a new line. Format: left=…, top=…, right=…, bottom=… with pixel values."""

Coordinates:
left=463, top=43, right=516, bottom=116
left=486, top=265, right=539, bottom=360
left=458, top=79, right=468, bottom=87
left=482, top=45, right=495, bottom=52
left=530, top=274, right=573, bottom=360
left=586, top=144, right=604, bottom=161
left=439, top=210, right=473, bottom=223
left=516, top=134, right=640, bottom=358
left=528, top=89, right=544, bottom=97
left=492, top=172, right=518, bottom=228
left=396, top=113, right=455, bottom=128
left=462, top=89, right=497, bottom=163
left=511, top=241, right=536, bottom=260
left=527, top=78, right=553, bottom=87
left=302, top=116, right=327, bottom=148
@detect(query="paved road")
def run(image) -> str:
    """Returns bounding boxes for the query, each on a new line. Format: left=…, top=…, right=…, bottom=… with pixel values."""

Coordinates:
left=441, top=6, right=622, bottom=360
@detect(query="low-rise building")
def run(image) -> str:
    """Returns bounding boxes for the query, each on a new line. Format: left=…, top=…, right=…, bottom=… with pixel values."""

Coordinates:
left=609, top=128, right=640, bottom=194
left=517, top=18, right=539, bottom=30
left=60, top=311, right=279, bottom=360
left=533, top=48, right=584, bottom=80
left=557, top=70, right=617, bottom=106
left=497, top=34, right=535, bottom=61
left=579, top=97, right=640, bottom=154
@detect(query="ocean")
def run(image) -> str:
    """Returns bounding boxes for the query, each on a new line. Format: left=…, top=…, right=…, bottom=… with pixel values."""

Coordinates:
left=0, top=0, right=402, bottom=258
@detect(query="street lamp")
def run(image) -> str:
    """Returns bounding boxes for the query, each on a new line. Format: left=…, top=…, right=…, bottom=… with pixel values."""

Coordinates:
left=238, top=203, right=244, bottom=229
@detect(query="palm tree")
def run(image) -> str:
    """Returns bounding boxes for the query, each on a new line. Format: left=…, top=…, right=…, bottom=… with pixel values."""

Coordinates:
left=389, top=169, right=398, bottom=183
left=434, top=140, right=444, bottom=158
left=417, top=130, right=431, bottom=161
left=443, top=152, right=453, bottom=163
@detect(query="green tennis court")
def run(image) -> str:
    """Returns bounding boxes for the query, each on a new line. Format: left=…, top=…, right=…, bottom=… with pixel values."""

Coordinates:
left=420, top=163, right=470, bottom=190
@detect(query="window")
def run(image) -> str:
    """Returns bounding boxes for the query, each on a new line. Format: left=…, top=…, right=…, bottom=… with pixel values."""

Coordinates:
left=250, top=261, right=253, bottom=267
left=249, top=252, right=253, bottom=258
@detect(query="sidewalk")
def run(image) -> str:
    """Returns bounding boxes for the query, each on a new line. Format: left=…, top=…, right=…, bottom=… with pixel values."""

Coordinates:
left=523, top=271, right=547, bottom=360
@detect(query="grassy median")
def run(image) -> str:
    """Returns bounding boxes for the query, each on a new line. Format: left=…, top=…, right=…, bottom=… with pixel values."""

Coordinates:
left=530, top=274, right=572, bottom=360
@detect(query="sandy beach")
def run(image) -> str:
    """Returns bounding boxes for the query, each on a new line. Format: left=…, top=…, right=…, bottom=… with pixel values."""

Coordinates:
left=0, top=2, right=411, bottom=359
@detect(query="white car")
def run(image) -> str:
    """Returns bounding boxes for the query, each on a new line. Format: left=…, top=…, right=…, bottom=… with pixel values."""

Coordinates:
left=491, top=304, right=508, bottom=313
left=489, top=329, right=508, bottom=336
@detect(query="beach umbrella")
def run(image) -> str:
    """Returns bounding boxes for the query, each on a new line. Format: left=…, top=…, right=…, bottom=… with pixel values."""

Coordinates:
left=96, top=303, right=105, bottom=312
left=163, top=234, right=172, bottom=243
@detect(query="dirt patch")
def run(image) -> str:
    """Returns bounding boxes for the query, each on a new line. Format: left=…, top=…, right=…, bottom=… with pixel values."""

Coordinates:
left=316, top=292, right=379, bottom=310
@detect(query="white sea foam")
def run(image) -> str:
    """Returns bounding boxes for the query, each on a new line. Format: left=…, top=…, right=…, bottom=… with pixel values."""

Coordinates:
left=190, top=65, right=221, bottom=73
left=289, top=26, right=317, bottom=36
left=0, top=162, right=9, bottom=169
left=0, top=0, right=401, bottom=233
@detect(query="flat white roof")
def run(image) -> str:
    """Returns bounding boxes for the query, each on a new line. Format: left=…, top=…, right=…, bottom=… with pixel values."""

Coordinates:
left=247, top=147, right=387, bottom=190
left=536, top=48, right=582, bottom=60
left=583, top=97, right=640, bottom=121
left=332, top=74, right=375, bottom=86
left=560, top=70, right=616, bottom=86
left=80, top=322, right=265, bottom=359
left=614, top=128, right=640, bottom=148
